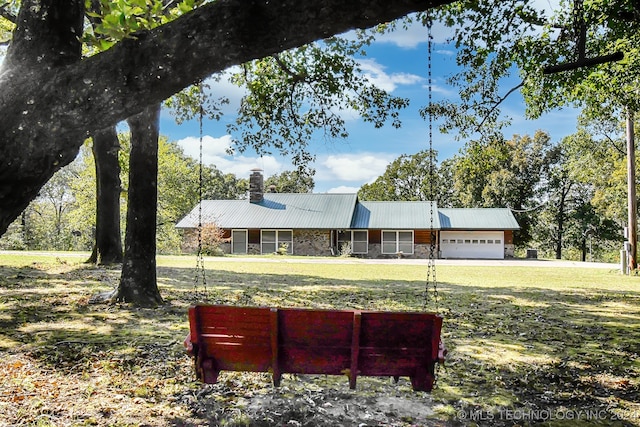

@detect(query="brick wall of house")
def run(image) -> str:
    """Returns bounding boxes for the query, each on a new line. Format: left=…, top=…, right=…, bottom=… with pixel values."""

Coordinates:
left=504, top=230, right=515, bottom=258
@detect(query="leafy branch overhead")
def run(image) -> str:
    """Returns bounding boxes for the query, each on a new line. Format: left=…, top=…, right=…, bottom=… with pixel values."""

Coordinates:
left=428, top=0, right=640, bottom=138
left=82, top=0, right=413, bottom=172
left=228, top=36, right=410, bottom=168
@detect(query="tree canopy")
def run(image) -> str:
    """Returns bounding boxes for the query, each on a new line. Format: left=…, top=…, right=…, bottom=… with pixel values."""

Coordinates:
left=0, top=0, right=452, bottom=237
left=430, top=0, right=640, bottom=138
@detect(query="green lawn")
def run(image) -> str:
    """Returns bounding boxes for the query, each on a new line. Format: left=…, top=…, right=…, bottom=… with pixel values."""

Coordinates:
left=0, top=252, right=638, bottom=426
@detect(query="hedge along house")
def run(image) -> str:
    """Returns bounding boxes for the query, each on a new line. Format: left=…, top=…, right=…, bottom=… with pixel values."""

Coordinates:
left=176, top=170, right=520, bottom=259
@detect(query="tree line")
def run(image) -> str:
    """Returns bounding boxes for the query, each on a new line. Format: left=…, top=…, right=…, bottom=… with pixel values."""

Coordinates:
left=0, top=136, right=313, bottom=254
left=360, top=128, right=624, bottom=262
left=0, top=123, right=626, bottom=263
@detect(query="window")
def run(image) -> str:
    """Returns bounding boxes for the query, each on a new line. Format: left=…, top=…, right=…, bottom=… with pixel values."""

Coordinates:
left=338, top=230, right=368, bottom=254
left=261, top=230, right=293, bottom=254
left=262, top=230, right=276, bottom=253
left=353, top=230, right=368, bottom=253
left=232, top=230, right=247, bottom=254
left=382, top=230, right=414, bottom=254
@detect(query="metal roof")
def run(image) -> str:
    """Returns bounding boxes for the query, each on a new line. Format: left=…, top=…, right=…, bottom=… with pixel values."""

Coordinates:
left=438, top=208, right=520, bottom=230
left=351, top=201, right=440, bottom=229
left=176, top=193, right=358, bottom=229
left=176, top=196, right=520, bottom=231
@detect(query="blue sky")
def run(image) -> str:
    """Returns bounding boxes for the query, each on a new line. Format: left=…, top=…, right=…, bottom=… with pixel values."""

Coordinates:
left=161, top=3, right=579, bottom=193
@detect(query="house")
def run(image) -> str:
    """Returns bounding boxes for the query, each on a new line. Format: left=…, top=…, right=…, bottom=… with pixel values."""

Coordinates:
left=176, top=170, right=520, bottom=259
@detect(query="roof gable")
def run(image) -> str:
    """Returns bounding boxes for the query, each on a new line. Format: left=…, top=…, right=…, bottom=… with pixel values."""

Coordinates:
left=177, top=196, right=520, bottom=231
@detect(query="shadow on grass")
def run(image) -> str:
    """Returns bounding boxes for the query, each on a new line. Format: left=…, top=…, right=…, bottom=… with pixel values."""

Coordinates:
left=0, top=261, right=638, bottom=426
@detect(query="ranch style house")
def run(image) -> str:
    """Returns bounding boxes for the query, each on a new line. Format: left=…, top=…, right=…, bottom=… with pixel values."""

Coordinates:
left=176, top=170, right=520, bottom=260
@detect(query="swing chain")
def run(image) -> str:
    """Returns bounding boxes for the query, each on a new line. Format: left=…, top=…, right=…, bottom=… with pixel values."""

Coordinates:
left=424, top=11, right=439, bottom=313
left=193, top=85, right=208, bottom=300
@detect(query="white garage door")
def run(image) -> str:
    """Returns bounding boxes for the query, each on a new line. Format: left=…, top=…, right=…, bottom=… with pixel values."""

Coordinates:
left=440, top=231, right=505, bottom=259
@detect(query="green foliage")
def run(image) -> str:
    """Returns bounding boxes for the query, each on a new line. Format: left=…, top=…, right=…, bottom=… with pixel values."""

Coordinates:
left=430, top=0, right=640, bottom=137
left=339, top=241, right=353, bottom=258
left=0, top=1, right=17, bottom=45
left=264, top=170, right=315, bottom=194
left=199, top=223, right=226, bottom=256
left=452, top=131, right=553, bottom=245
left=358, top=149, right=455, bottom=204
left=276, top=242, right=289, bottom=255
left=563, top=128, right=630, bottom=224
left=2, top=133, right=245, bottom=254
left=164, top=79, right=230, bottom=125
left=228, top=38, right=409, bottom=170
left=82, top=0, right=199, bottom=50
left=0, top=218, right=25, bottom=250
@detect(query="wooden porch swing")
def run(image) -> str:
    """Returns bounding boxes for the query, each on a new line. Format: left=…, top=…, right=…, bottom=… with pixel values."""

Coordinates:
left=184, top=17, right=445, bottom=392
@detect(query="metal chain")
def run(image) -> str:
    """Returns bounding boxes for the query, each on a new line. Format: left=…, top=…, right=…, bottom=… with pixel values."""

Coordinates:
left=424, top=11, right=439, bottom=313
left=193, top=87, right=208, bottom=301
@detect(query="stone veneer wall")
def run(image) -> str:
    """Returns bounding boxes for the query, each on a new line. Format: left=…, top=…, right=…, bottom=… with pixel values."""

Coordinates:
left=292, top=229, right=332, bottom=256
left=365, top=244, right=432, bottom=259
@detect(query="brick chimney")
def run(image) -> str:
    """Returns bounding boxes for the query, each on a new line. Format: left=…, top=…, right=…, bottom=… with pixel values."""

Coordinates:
left=249, top=169, right=264, bottom=203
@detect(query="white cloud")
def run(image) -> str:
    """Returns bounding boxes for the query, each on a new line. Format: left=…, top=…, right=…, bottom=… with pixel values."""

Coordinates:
left=374, top=14, right=454, bottom=48
left=325, top=185, right=360, bottom=194
left=319, top=153, right=395, bottom=182
left=177, top=134, right=232, bottom=159
left=203, top=67, right=247, bottom=116
left=435, top=49, right=455, bottom=56
left=423, top=78, right=457, bottom=98
left=357, top=59, right=423, bottom=92
left=175, top=134, right=285, bottom=178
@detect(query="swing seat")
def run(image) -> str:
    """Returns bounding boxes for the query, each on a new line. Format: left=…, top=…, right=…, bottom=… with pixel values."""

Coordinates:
left=185, top=305, right=445, bottom=391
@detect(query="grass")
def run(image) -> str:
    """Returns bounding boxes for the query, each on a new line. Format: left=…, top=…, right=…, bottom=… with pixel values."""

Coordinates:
left=0, top=252, right=639, bottom=426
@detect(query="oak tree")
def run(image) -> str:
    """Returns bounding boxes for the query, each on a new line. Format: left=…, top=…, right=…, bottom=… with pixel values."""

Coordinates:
left=0, top=0, right=449, bottom=237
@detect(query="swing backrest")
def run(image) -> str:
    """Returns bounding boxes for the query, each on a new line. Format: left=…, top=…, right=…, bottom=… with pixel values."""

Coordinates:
left=185, top=304, right=445, bottom=391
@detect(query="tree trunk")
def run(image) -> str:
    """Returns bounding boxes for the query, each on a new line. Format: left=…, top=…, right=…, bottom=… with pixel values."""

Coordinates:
left=555, top=203, right=564, bottom=260
left=0, top=0, right=84, bottom=236
left=115, top=105, right=163, bottom=307
left=627, top=108, right=637, bottom=273
left=0, top=0, right=447, bottom=237
left=87, top=127, right=124, bottom=265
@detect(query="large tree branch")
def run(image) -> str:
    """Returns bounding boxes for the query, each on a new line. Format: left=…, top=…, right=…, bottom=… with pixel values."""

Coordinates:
left=4, top=0, right=451, bottom=141
left=475, top=80, right=525, bottom=131
left=0, top=0, right=453, bottom=235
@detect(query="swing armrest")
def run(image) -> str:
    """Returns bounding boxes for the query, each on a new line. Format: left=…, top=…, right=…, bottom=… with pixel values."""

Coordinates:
left=437, top=339, right=447, bottom=364
left=184, top=333, right=195, bottom=356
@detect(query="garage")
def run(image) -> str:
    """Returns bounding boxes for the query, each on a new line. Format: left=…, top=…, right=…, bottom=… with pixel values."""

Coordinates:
left=440, top=231, right=505, bottom=259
